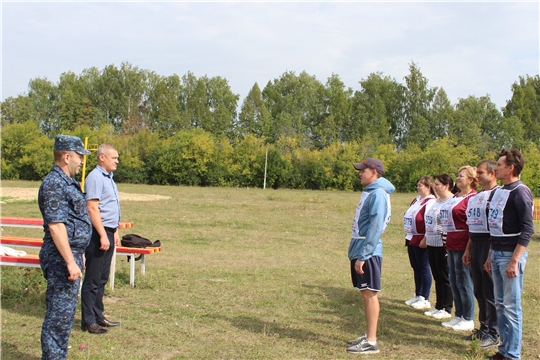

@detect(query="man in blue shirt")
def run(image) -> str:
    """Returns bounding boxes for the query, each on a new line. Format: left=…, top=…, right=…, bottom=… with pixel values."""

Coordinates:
left=38, top=135, right=92, bottom=359
left=81, top=144, right=121, bottom=334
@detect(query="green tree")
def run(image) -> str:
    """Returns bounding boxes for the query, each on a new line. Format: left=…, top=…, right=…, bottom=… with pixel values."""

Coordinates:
left=237, top=83, right=272, bottom=139
left=205, top=137, right=235, bottom=187
left=349, top=73, right=403, bottom=145
left=0, top=95, right=34, bottom=127
left=1, top=122, right=54, bottom=180
left=316, top=74, right=352, bottom=148
left=450, top=95, right=508, bottom=155
left=204, top=76, right=239, bottom=139
left=521, top=144, right=540, bottom=196
left=262, top=71, right=326, bottom=147
left=146, top=73, right=188, bottom=136
left=400, top=62, right=437, bottom=149
left=231, top=134, right=265, bottom=187
left=429, top=88, right=453, bottom=140
left=390, top=137, right=479, bottom=192
left=503, top=75, right=540, bottom=145
left=56, top=71, right=89, bottom=132
left=86, top=62, right=149, bottom=132
left=183, top=73, right=212, bottom=131
left=27, top=77, right=60, bottom=138
left=148, top=129, right=216, bottom=186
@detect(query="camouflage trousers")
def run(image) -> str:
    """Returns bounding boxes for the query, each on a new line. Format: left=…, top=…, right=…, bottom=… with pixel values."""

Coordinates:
left=41, top=263, right=81, bottom=360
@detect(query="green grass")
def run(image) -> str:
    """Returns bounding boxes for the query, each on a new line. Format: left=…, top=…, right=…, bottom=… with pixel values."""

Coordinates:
left=1, top=180, right=539, bottom=359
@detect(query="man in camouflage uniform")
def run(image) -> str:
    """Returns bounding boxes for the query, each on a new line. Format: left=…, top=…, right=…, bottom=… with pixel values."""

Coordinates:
left=38, top=135, right=92, bottom=360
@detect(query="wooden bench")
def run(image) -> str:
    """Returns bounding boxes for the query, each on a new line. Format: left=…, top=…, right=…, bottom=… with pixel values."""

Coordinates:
left=112, top=246, right=162, bottom=289
left=0, top=216, right=135, bottom=229
left=0, top=235, right=161, bottom=289
left=0, top=254, right=40, bottom=268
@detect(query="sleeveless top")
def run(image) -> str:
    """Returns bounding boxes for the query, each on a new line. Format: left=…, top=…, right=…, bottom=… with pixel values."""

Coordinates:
left=425, top=198, right=448, bottom=247
left=488, top=184, right=526, bottom=237
left=466, top=187, right=499, bottom=233
left=440, top=192, right=476, bottom=233
left=404, top=195, right=436, bottom=236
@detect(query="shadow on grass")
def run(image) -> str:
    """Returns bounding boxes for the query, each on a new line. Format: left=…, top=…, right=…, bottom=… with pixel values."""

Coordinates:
left=217, top=314, right=335, bottom=346
left=300, top=284, right=469, bottom=356
left=1, top=342, right=41, bottom=360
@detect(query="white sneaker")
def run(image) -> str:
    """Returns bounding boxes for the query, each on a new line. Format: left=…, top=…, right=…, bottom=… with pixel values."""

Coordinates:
left=442, top=316, right=462, bottom=328
left=423, top=308, right=438, bottom=317
left=432, top=309, right=452, bottom=319
left=405, top=295, right=421, bottom=305
left=411, top=299, right=431, bottom=310
left=452, top=319, right=475, bottom=331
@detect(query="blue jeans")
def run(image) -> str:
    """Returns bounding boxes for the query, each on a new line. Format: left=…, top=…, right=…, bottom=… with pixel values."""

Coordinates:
left=407, top=245, right=432, bottom=299
left=491, top=249, right=528, bottom=360
left=447, top=250, right=475, bottom=320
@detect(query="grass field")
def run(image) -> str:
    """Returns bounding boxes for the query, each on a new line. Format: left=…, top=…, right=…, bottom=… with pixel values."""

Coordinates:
left=1, top=180, right=539, bottom=360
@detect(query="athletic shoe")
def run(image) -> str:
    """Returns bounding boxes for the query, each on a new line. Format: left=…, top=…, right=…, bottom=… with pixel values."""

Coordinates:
left=405, top=295, right=421, bottom=306
left=411, top=299, right=431, bottom=310
left=487, top=352, right=510, bottom=360
left=442, top=316, right=462, bottom=328
left=462, top=329, right=483, bottom=341
left=432, top=310, right=452, bottom=320
left=347, top=334, right=367, bottom=345
left=423, top=308, right=438, bottom=317
left=480, top=334, right=499, bottom=349
left=452, top=319, right=475, bottom=331
left=346, top=339, right=380, bottom=354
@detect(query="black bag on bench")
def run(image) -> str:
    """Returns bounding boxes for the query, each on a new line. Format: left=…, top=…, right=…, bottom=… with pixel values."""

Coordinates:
left=121, top=234, right=161, bottom=261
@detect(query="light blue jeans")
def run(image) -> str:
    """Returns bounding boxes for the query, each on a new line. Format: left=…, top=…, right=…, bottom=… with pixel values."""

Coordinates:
left=447, top=250, right=475, bottom=320
left=491, top=249, right=528, bottom=360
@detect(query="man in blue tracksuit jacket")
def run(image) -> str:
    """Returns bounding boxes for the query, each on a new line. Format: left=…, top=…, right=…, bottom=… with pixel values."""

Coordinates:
left=346, top=158, right=395, bottom=355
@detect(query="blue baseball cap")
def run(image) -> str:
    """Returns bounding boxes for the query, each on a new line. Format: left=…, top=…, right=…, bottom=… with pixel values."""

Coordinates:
left=54, top=135, right=91, bottom=155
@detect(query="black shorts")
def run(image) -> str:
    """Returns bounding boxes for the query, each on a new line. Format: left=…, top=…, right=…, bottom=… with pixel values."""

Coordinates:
left=351, top=256, right=382, bottom=291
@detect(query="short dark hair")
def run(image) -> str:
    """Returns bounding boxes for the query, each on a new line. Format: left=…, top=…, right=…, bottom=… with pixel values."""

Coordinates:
left=435, top=174, right=458, bottom=194
left=499, top=149, right=525, bottom=177
left=477, top=160, right=496, bottom=173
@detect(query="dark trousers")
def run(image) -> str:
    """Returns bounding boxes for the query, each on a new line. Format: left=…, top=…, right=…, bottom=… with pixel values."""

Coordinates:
left=427, top=245, right=453, bottom=313
left=407, top=245, right=432, bottom=300
left=81, top=227, right=115, bottom=326
left=471, top=240, right=498, bottom=336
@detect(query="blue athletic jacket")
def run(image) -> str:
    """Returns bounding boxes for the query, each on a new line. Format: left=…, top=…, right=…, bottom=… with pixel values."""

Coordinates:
left=348, top=177, right=395, bottom=261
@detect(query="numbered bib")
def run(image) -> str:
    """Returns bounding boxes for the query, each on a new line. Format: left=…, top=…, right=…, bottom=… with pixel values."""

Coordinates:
left=488, top=185, right=525, bottom=237
left=425, top=200, right=445, bottom=236
left=404, top=195, right=435, bottom=235
left=466, top=188, right=498, bottom=233
left=440, top=192, right=475, bottom=232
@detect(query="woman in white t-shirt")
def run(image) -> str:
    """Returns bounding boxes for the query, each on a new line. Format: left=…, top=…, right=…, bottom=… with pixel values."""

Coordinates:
left=422, top=174, right=456, bottom=319
left=403, top=176, right=437, bottom=310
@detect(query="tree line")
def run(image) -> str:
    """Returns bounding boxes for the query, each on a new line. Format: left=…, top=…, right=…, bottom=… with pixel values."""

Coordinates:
left=1, top=62, right=539, bottom=195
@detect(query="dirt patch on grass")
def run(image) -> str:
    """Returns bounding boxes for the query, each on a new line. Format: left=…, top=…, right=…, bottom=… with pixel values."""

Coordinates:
left=117, top=192, right=170, bottom=202
left=0, top=187, right=170, bottom=203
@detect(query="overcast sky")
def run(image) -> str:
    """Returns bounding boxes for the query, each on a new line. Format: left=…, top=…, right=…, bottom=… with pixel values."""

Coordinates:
left=2, top=1, right=538, bottom=110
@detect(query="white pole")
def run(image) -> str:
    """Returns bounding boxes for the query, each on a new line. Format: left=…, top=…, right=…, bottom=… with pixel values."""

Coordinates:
left=263, top=144, right=268, bottom=189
